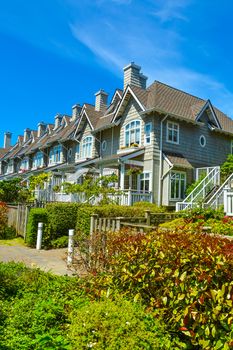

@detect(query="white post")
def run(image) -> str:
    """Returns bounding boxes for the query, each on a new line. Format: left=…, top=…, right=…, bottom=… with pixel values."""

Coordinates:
left=120, top=163, right=125, bottom=189
left=223, top=186, right=229, bottom=215
left=67, top=229, right=74, bottom=266
left=36, top=222, right=43, bottom=250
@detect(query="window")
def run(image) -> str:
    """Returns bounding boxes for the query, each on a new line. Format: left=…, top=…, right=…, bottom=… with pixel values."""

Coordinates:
left=54, top=145, right=62, bottom=163
left=20, top=157, right=29, bottom=171
left=125, top=120, right=141, bottom=147
left=144, top=122, right=152, bottom=145
left=199, top=135, right=206, bottom=148
left=75, top=143, right=80, bottom=161
left=166, top=121, right=179, bottom=144
left=32, top=152, right=43, bottom=168
left=140, top=172, right=151, bottom=192
left=81, top=136, right=93, bottom=158
left=101, top=140, right=107, bottom=152
left=170, top=171, right=186, bottom=200
left=49, top=145, right=62, bottom=164
left=231, top=140, right=233, bottom=154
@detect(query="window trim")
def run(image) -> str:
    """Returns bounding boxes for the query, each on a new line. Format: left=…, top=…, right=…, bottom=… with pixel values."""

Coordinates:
left=144, top=122, right=152, bottom=145
left=169, top=170, right=186, bottom=201
left=199, top=135, right=206, bottom=148
left=81, top=135, right=93, bottom=159
left=101, top=140, right=107, bottom=152
left=139, top=171, right=152, bottom=192
left=166, top=121, right=179, bottom=145
left=124, top=119, right=141, bottom=148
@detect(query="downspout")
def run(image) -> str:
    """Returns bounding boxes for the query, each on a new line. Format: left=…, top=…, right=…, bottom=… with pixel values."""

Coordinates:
left=158, top=114, right=168, bottom=206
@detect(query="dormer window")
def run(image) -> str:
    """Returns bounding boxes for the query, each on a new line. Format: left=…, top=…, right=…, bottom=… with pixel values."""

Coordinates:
left=20, top=157, right=29, bottom=171
left=32, top=151, right=43, bottom=168
left=81, top=136, right=93, bottom=158
left=49, top=145, right=62, bottom=165
left=125, top=120, right=141, bottom=147
left=166, top=121, right=179, bottom=144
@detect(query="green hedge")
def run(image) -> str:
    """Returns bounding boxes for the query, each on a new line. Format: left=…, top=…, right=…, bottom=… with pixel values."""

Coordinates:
left=46, top=203, right=80, bottom=236
left=26, top=208, right=48, bottom=247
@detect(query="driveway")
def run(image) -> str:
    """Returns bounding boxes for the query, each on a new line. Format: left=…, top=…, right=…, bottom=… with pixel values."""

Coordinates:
left=0, top=244, right=75, bottom=276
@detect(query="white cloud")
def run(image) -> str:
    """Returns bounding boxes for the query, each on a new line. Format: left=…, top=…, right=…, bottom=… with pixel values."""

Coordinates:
left=152, top=0, right=191, bottom=22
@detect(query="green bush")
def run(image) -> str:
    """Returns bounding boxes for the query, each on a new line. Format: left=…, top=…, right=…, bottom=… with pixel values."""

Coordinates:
left=46, top=202, right=80, bottom=237
left=26, top=208, right=48, bottom=247
left=76, top=204, right=166, bottom=237
left=0, top=202, right=8, bottom=238
left=50, top=235, right=69, bottom=249
left=69, top=298, right=185, bottom=350
left=83, top=229, right=233, bottom=349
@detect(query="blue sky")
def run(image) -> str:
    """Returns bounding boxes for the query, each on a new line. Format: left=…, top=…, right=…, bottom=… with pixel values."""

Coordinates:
left=1, top=0, right=233, bottom=145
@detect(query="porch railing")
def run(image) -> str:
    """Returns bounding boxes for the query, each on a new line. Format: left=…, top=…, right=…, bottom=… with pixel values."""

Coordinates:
left=34, top=189, right=152, bottom=206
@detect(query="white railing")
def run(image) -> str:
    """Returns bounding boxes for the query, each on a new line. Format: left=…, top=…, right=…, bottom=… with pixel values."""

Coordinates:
left=195, top=166, right=219, bottom=181
left=176, top=166, right=220, bottom=211
left=223, top=187, right=233, bottom=216
left=34, top=189, right=152, bottom=206
left=205, top=173, right=233, bottom=209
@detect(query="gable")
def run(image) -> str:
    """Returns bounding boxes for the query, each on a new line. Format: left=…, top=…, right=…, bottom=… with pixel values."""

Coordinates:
left=195, top=100, right=221, bottom=129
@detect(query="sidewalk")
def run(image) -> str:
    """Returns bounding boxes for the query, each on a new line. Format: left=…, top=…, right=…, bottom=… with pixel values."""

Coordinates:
left=0, top=244, right=74, bottom=276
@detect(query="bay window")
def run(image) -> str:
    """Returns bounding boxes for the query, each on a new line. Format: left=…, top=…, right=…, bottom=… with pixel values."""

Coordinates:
left=32, top=151, right=43, bottom=168
left=144, top=122, right=152, bottom=145
left=140, top=172, right=151, bottom=192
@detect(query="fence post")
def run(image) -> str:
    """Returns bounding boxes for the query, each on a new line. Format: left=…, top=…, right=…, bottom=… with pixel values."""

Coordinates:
left=128, top=189, right=132, bottom=206
left=67, top=229, right=74, bottom=266
left=36, top=222, right=43, bottom=250
left=116, top=217, right=122, bottom=231
left=23, top=206, right=29, bottom=241
left=145, top=210, right=151, bottom=226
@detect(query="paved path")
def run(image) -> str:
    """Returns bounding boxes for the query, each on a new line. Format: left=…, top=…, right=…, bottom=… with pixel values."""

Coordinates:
left=0, top=245, right=74, bottom=276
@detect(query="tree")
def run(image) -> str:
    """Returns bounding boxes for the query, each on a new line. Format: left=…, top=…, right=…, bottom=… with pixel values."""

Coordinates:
left=0, top=178, right=30, bottom=203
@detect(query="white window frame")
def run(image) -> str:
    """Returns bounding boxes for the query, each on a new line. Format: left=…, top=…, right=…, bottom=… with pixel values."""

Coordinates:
left=139, top=172, right=152, bottom=192
left=20, top=157, right=29, bottom=171
left=124, top=119, right=141, bottom=147
left=169, top=171, right=186, bottom=201
left=81, top=136, right=93, bottom=159
left=33, top=151, right=43, bottom=169
left=166, top=121, right=179, bottom=144
left=144, top=122, right=152, bottom=145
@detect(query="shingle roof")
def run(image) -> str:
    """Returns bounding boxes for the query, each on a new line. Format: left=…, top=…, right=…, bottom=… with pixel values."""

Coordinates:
left=129, top=81, right=233, bottom=134
left=164, top=151, right=193, bottom=169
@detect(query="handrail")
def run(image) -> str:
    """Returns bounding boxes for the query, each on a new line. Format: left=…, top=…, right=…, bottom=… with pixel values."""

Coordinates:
left=206, top=172, right=233, bottom=206
left=181, top=166, right=220, bottom=203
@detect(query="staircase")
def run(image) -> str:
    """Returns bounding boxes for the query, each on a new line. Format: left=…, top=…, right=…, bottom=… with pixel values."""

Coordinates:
left=176, top=166, right=221, bottom=211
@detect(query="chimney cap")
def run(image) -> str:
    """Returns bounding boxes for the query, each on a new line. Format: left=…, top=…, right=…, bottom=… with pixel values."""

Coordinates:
left=123, top=62, right=141, bottom=71
left=4, top=131, right=12, bottom=136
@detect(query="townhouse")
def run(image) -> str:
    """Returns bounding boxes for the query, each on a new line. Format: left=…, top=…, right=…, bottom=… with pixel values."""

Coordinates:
left=1, top=62, right=233, bottom=208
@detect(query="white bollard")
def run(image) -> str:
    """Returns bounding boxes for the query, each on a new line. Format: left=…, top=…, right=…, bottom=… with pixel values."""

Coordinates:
left=67, top=229, right=74, bottom=266
left=36, top=222, right=43, bottom=250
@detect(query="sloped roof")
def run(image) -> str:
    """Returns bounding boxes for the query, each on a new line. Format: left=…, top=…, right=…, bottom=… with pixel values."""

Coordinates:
left=164, top=151, right=193, bottom=169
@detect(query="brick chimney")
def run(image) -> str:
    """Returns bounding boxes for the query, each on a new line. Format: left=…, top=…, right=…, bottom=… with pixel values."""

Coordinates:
left=123, top=62, right=148, bottom=90
left=54, top=114, right=62, bottom=129
left=3, top=132, right=12, bottom=148
left=95, top=90, right=108, bottom=112
left=37, top=122, right=46, bottom=138
left=71, top=104, right=82, bottom=121
left=23, top=128, right=31, bottom=143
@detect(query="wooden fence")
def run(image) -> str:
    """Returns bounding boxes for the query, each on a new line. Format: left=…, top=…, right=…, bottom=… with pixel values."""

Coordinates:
left=90, top=211, right=180, bottom=235
left=7, top=205, right=30, bottom=238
